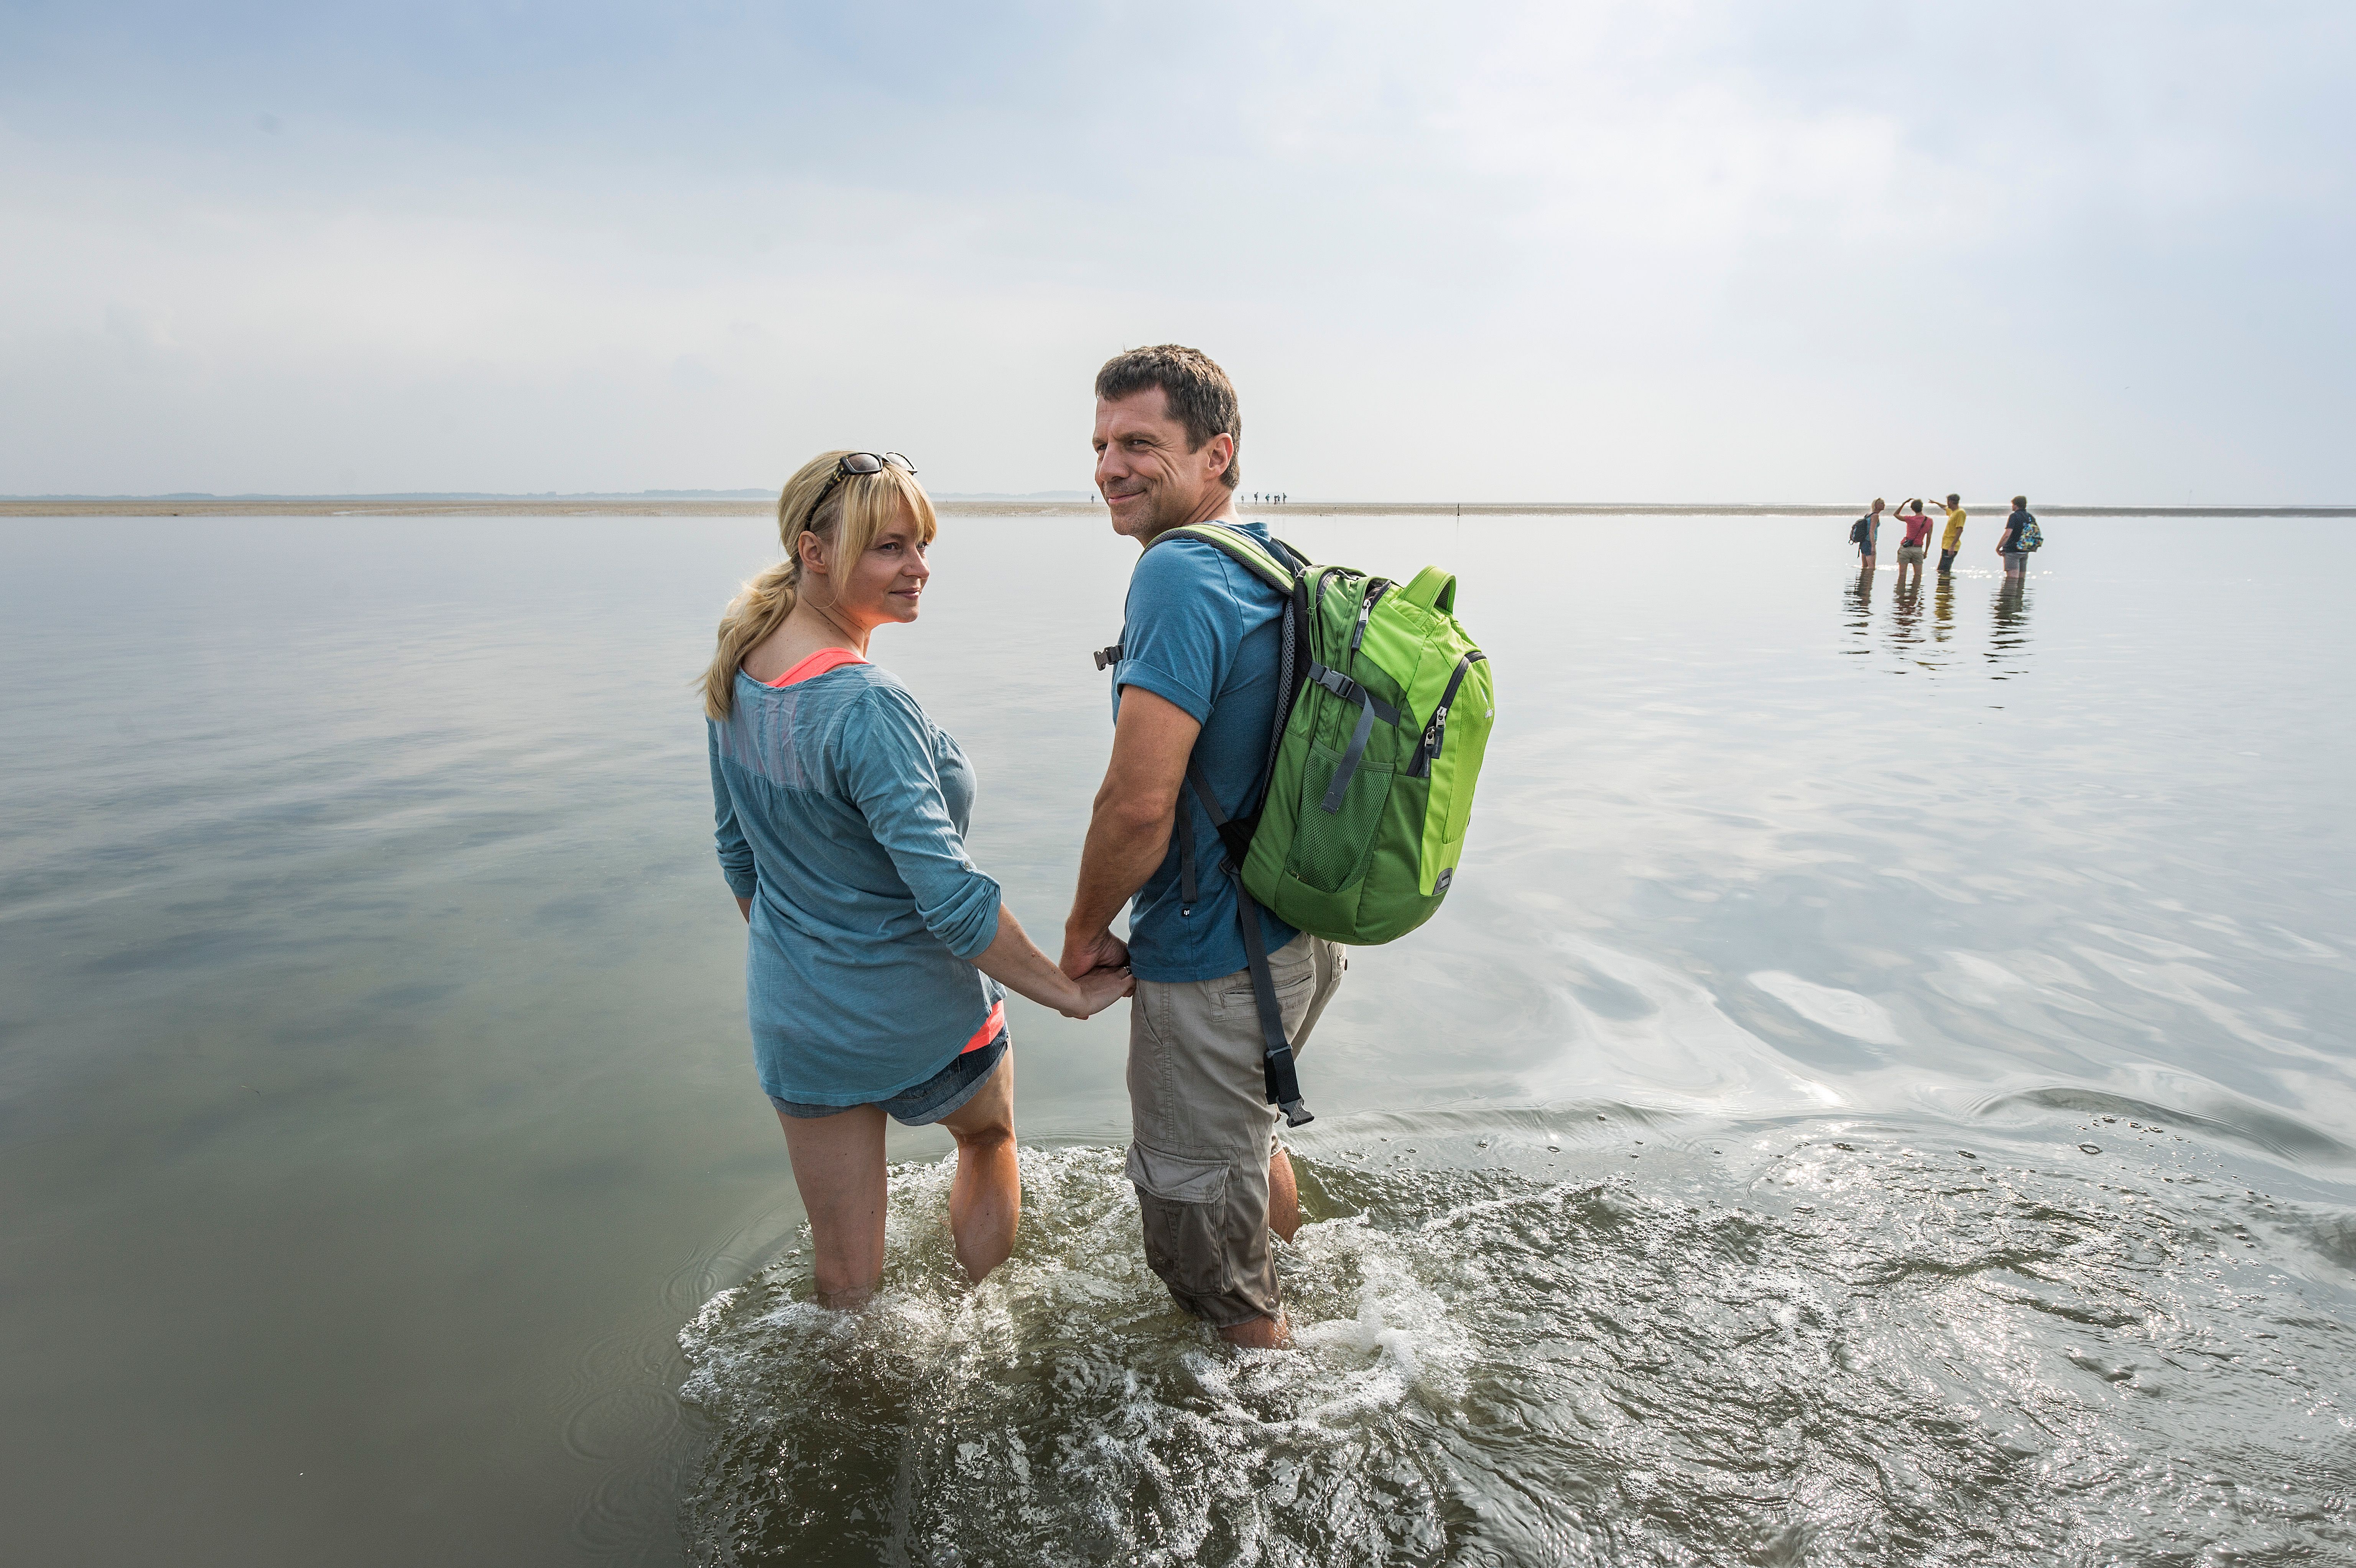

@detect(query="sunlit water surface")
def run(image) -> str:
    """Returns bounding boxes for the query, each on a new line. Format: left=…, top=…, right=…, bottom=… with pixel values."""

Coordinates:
left=3, top=514, right=2351, bottom=1565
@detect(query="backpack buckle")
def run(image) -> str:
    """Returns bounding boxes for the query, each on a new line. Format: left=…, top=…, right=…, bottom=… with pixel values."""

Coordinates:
left=1092, top=643, right=1123, bottom=671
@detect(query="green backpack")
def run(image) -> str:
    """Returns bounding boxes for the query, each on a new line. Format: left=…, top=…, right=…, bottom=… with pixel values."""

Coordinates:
left=1099, top=522, right=1496, bottom=1125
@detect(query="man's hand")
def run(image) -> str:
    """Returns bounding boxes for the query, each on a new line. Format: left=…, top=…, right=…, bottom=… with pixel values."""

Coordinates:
left=1061, top=925, right=1131, bottom=981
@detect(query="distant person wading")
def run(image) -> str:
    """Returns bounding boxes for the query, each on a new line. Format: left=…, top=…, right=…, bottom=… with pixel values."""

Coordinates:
left=1850, top=498, right=1885, bottom=571
left=701, top=451, right=1131, bottom=1309
left=1999, top=495, right=2040, bottom=579
left=1938, top=493, right=1966, bottom=576
left=1892, top=498, right=1935, bottom=587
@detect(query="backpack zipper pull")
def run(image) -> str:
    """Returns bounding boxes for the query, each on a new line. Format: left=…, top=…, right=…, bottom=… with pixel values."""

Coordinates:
left=1349, top=580, right=1390, bottom=658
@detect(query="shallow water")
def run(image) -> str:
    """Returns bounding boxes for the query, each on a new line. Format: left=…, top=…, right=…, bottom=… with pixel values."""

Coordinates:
left=3, top=513, right=2352, bottom=1564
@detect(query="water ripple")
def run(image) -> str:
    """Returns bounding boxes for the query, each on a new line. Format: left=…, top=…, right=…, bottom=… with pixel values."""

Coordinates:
left=679, top=1131, right=2356, bottom=1565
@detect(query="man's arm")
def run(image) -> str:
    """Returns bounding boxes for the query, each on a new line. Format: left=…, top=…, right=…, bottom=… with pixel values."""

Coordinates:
left=1062, top=686, right=1201, bottom=979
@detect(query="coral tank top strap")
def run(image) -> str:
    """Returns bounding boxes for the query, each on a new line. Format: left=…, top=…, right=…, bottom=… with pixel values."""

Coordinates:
left=768, top=647, right=870, bottom=688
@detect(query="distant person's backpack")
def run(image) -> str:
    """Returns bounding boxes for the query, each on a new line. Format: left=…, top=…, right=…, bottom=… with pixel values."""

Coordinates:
left=1097, top=523, right=1496, bottom=1125
left=2018, top=517, right=2043, bottom=552
left=1849, top=516, right=1870, bottom=545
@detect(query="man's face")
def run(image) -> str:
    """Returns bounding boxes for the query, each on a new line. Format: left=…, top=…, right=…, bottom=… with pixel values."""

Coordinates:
left=1092, top=387, right=1231, bottom=541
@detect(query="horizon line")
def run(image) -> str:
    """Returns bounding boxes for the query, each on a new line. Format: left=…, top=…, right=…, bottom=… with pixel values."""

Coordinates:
left=5, top=491, right=2354, bottom=510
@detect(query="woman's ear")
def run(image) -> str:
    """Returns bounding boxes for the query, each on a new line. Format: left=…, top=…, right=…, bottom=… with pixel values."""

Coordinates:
left=798, top=529, right=828, bottom=575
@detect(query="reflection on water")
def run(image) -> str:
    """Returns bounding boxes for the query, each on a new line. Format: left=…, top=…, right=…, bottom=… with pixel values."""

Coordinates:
left=2, top=515, right=2350, bottom=1565
left=1846, top=558, right=2038, bottom=682
left=1889, top=569, right=1924, bottom=653
left=1846, top=561, right=1876, bottom=631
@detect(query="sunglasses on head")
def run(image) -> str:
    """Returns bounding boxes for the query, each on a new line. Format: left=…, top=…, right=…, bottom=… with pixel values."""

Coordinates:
left=811, top=451, right=916, bottom=512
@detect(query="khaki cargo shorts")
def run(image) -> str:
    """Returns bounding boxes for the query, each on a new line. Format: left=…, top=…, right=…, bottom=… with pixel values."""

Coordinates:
left=1125, top=932, right=1346, bottom=1328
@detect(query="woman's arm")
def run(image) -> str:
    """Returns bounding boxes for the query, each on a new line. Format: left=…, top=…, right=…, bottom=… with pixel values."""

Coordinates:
left=710, top=726, right=758, bottom=908
left=973, top=904, right=1132, bottom=1018
left=838, top=691, right=1129, bottom=1016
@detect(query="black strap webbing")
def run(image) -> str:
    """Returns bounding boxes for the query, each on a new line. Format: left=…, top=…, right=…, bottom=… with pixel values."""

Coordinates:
left=1306, top=662, right=1401, bottom=814
left=1183, top=760, right=1312, bottom=1127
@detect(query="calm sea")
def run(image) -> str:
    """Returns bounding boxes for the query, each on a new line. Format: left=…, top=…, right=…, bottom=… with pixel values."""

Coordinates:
left=3, top=512, right=2351, bottom=1565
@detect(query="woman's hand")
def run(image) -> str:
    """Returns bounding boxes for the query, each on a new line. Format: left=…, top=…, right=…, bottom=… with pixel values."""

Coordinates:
left=1060, top=963, right=1136, bottom=1020
left=973, top=903, right=1133, bottom=1021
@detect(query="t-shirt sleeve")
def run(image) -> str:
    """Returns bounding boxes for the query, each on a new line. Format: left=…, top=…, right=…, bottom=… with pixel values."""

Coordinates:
left=835, top=688, right=1003, bottom=961
left=707, top=721, right=758, bottom=899
left=1115, top=540, right=1236, bottom=725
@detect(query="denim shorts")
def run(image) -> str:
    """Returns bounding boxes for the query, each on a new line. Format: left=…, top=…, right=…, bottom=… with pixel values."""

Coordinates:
left=768, top=1032, right=1009, bottom=1127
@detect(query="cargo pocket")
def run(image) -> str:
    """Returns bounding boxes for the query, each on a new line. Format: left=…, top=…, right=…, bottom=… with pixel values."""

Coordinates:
left=1127, top=1143, right=1233, bottom=1303
left=1217, top=944, right=1317, bottom=1007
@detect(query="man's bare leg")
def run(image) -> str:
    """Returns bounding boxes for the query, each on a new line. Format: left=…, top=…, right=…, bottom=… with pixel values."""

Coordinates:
left=1211, top=1147, right=1302, bottom=1348
left=1219, top=1311, right=1292, bottom=1349
left=1268, top=1146, right=1300, bottom=1243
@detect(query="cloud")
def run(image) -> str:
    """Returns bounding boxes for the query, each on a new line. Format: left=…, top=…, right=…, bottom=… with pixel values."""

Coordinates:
left=2, top=0, right=2349, bottom=498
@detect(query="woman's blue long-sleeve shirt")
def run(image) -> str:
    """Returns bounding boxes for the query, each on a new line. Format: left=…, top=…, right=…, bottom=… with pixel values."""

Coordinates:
left=708, top=661, right=1002, bottom=1105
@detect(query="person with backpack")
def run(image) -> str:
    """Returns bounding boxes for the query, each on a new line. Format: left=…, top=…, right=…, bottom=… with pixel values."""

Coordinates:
left=1998, top=495, right=2040, bottom=578
left=1061, top=346, right=1348, bottom=1349
left=1849, top=499, right=1885, bottom=569
left=1066, top=348, right=1493, bottom=1349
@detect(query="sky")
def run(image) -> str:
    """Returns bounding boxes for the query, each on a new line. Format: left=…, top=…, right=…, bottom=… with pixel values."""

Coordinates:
left=2, top=1, right=2349, bottom=502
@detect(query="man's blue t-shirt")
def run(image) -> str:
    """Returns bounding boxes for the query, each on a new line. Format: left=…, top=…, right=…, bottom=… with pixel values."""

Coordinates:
left=1113, top=520, right=1299, bottom=983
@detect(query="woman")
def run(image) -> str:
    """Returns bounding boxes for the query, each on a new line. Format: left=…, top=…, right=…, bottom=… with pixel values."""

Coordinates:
left=703, top=450, right=1130, bottom=1308
left=1852, top=497, right=1885, bottom=571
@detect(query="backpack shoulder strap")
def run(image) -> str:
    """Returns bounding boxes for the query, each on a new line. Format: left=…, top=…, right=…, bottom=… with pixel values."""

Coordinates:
left=1146, top=522, right=1300, bottom=592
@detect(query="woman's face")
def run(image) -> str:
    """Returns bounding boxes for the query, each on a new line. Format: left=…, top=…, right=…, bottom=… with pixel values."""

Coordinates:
left=806, top=505, right=931, bottom=628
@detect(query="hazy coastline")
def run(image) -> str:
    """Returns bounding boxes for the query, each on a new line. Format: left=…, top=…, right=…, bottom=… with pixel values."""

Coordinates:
left=4, top=497, right=2348, bottom=519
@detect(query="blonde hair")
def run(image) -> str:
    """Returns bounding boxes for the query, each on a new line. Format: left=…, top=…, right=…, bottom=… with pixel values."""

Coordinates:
left=701, top=452, right=939, bottom=720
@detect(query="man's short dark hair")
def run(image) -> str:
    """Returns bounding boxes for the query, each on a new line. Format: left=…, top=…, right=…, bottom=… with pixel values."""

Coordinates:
left=1946, top=493, right=1960, bottom=507
left=1095, top=344, right=1242, bottom=491
left=2013, top=495, right=2028, bottom=508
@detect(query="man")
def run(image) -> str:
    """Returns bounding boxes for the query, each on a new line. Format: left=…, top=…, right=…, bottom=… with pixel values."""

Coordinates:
left=1063, top=345, right=1346, bottom=1349
left=1999, top=495, right=2034, bottom=578
left=1937, top=492, right=1966, bottom=576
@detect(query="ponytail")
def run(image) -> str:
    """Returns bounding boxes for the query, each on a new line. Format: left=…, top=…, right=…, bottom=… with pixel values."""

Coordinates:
left=702, top=556, right=803, bottom=720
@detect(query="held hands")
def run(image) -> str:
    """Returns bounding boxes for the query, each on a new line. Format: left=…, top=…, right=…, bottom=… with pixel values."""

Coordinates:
left=1059, top=925, right=1130, bottom=982
left=1060, top=961, right=1135, bottom=1020
left=1054, top=924, right=1135, bottom=1020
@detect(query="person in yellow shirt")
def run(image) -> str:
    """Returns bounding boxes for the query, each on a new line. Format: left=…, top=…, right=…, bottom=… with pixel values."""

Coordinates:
left=1936, top=493, right=1966, bottom=576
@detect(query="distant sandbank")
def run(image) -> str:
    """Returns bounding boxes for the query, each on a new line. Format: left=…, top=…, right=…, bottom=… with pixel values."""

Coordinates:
left=2, top=499, right=2348, bottom=520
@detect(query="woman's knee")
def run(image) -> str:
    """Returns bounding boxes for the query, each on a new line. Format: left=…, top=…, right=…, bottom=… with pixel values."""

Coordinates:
left=949, top=1114, right=1015, bottom=1155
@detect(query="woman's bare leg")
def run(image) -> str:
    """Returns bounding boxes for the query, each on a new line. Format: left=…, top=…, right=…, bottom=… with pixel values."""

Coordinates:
left=776, top=1103, right=890, bottom=1308
left=937, top=1052, right=1020, bottom=1282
